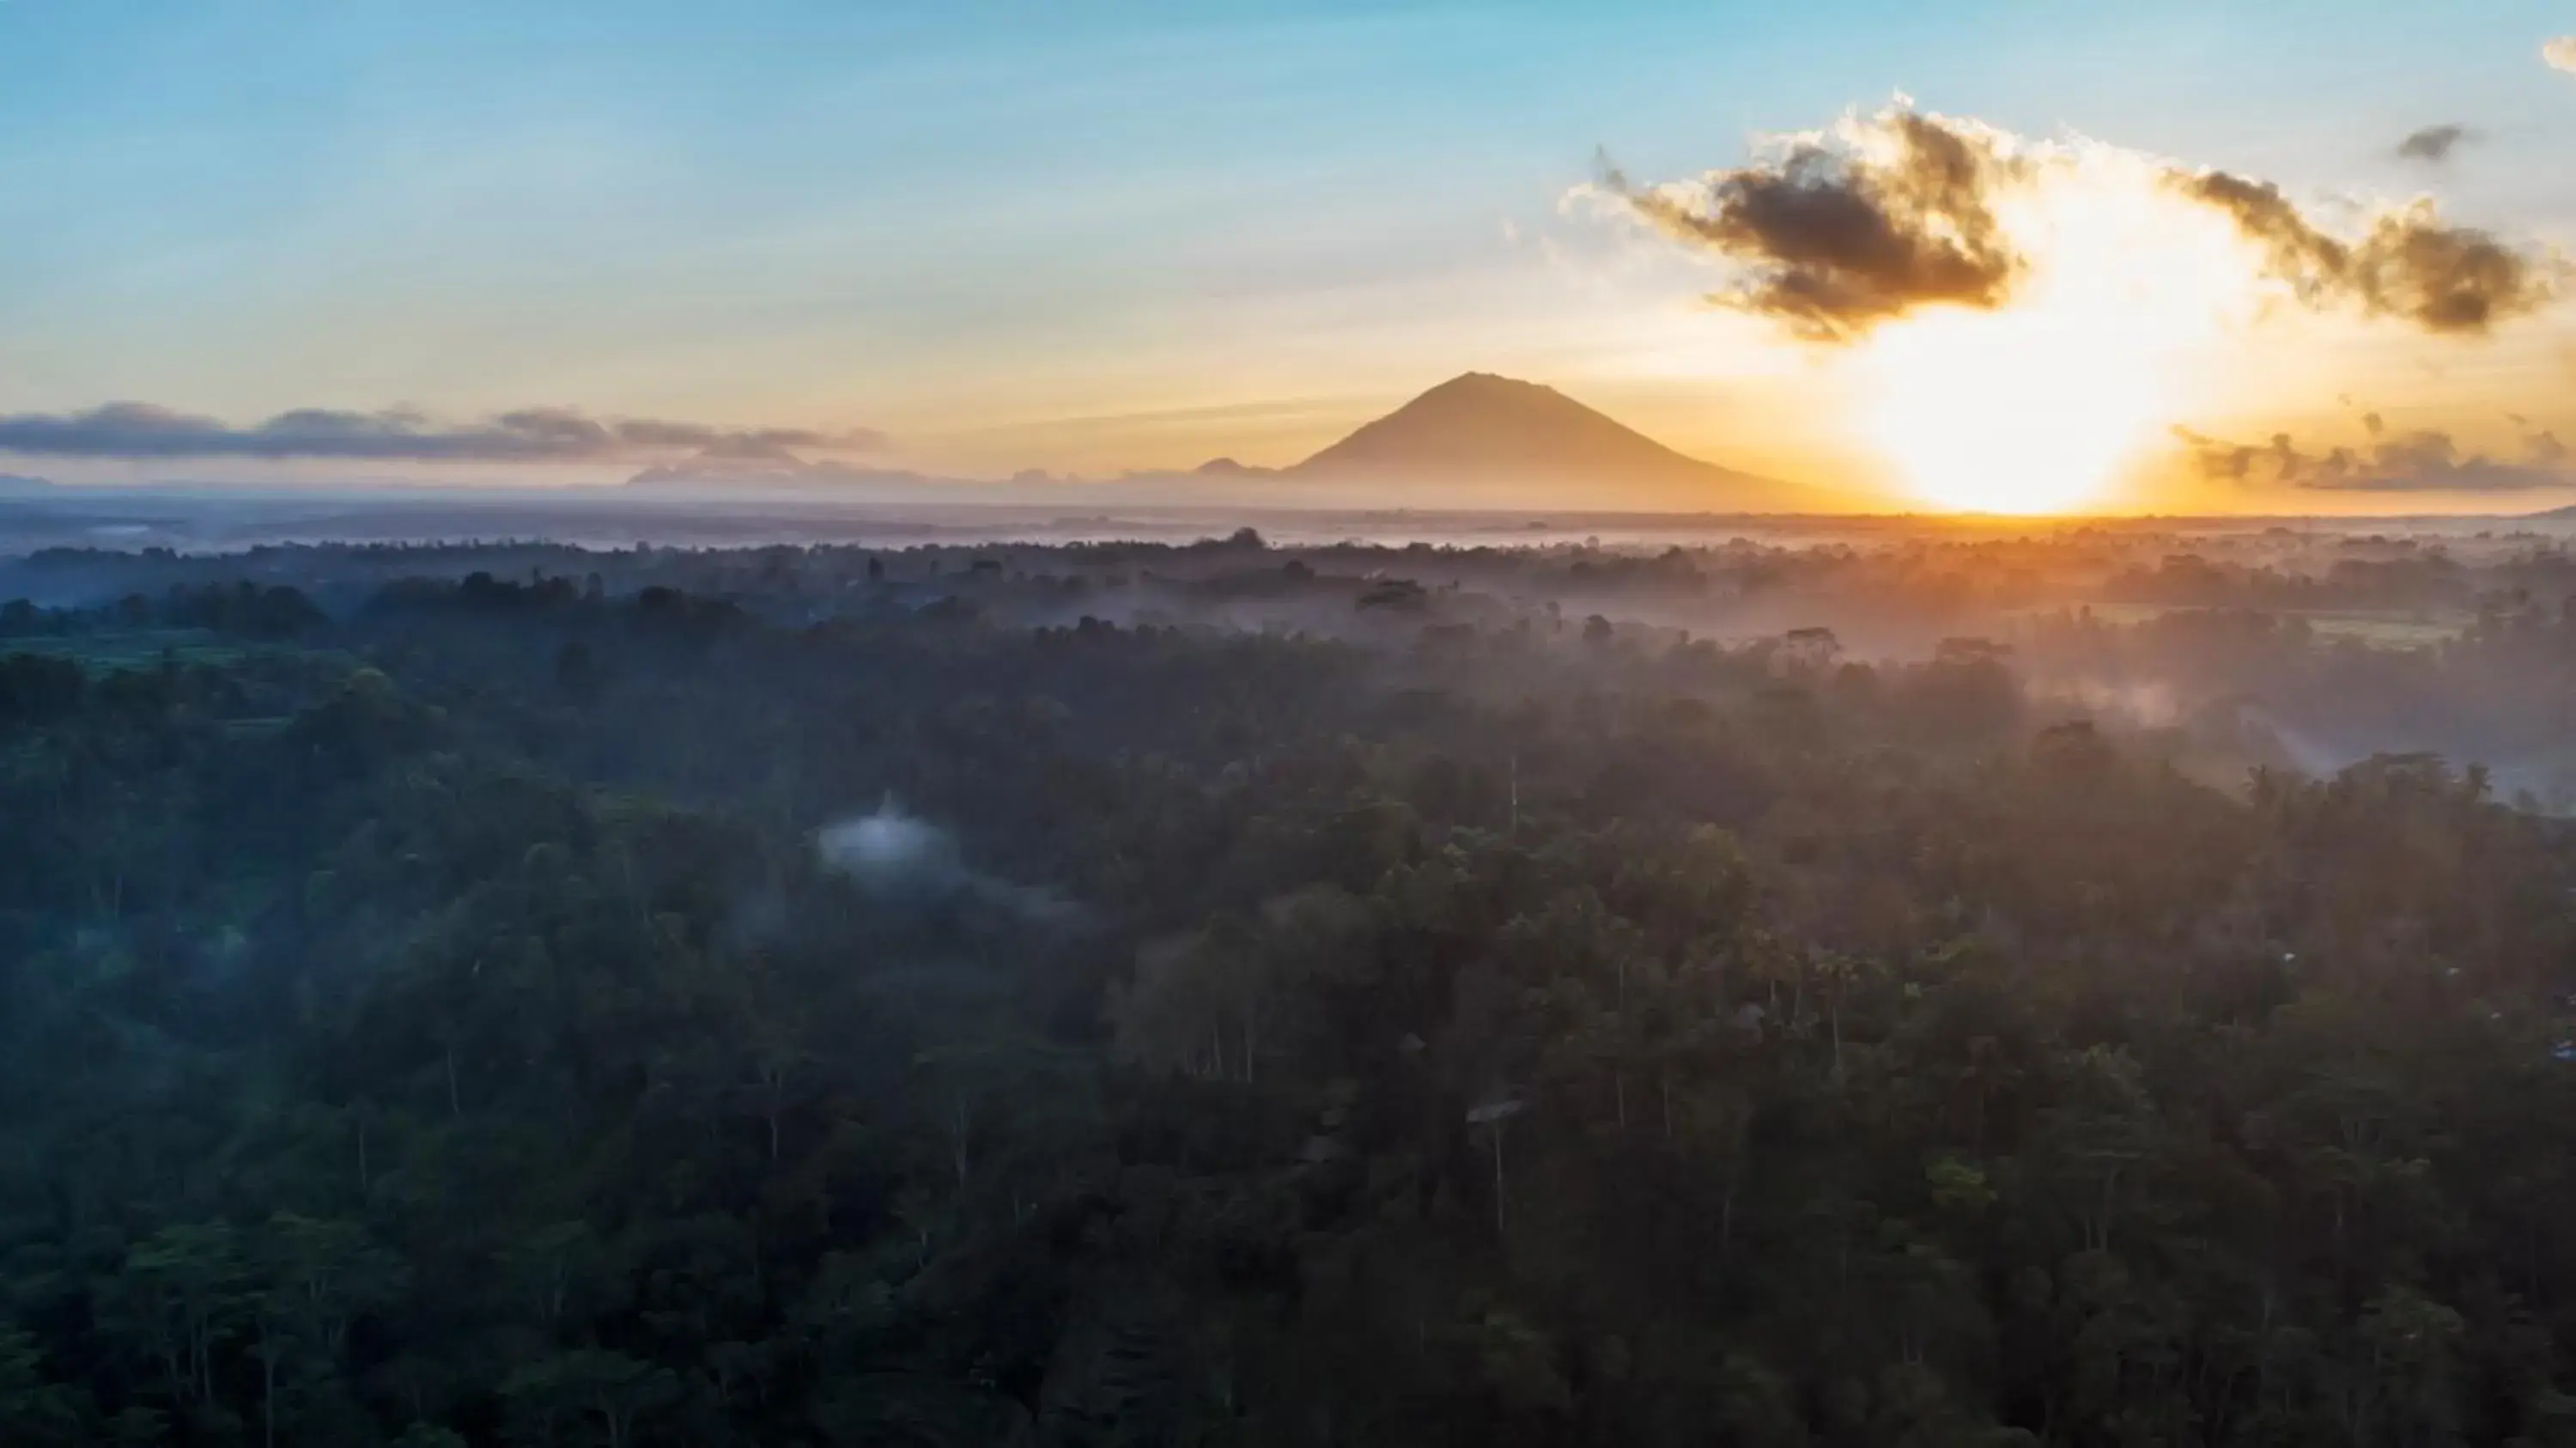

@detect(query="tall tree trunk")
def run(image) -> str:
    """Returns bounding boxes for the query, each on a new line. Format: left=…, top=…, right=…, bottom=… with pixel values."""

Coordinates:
left=260, top=1317, right=276, bottom=1448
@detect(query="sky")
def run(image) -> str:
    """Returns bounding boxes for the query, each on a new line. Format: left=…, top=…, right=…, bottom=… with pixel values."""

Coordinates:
left=3, top=0, right=2574, bottom=512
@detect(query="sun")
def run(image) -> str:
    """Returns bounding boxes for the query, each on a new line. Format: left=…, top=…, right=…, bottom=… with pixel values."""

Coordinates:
left=1858, top=303, right=2166, bottom=514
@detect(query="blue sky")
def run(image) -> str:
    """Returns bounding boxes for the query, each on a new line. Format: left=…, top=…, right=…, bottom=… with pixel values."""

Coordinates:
left=3, top=0, right=2572, bottom=498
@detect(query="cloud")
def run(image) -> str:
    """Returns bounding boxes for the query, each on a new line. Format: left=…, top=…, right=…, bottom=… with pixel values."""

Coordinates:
left=2174, top=421, right=2575, bottom=492
left=2547, top=37, right=2576, bottom=76
left=0, top=402, right=886, bottom=463
left=2169, top=172, right=2552, bottom=333
left=2394, top=124, right=2476, bottom=164
left=1598, top=102, right=2560, bottom=343
left=1596, top=110, right=2026, bottom=341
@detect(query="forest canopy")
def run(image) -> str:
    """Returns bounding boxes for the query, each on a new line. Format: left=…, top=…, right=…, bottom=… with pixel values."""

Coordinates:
left=3, top=531, right=2575, bottom=1447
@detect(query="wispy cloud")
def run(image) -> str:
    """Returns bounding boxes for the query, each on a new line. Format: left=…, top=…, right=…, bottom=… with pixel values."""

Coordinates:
left=2174, top=421, right=2572, bottom=492
left=2172, top=171, right=2549, bottom=333
left=2546, top=37, right=2576, bottom=76
left=0, top=403, right=885, bottom=463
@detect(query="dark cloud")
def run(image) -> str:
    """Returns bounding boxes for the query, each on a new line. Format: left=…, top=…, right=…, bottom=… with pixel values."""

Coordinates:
left=0, top=402, right=885, bottom=463
left=1600, top=110, right=2026, bottom=342
left=2394, top=125, right=2476, bottom=164
left=2169, top=171, right=2552, bottom=332
left=2174, top=422, right=2573, bottom=492
left=1604, top=105, right=2560, bottom=343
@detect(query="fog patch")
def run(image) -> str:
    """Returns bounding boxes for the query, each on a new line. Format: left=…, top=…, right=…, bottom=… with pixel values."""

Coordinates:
left=816, top=800, right=1081, bottom=926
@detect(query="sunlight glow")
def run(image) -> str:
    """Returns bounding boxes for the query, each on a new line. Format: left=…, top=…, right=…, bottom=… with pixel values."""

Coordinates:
left=1849, top=132, right=2271, bottom=514
left=1860, top=307, right=2164, bottom=514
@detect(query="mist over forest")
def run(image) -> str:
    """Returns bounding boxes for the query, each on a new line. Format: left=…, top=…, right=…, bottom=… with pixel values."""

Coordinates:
left=9, top=513, right=2576, bottom=1446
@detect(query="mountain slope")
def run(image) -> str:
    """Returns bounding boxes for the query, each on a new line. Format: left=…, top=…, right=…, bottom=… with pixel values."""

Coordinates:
left=1287, top=373, right=1827, bottom=512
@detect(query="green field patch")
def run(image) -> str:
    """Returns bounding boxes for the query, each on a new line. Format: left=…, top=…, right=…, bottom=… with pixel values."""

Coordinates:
left=0, top=630, right=248, bottom=673
left=2031, top=604, right=2466, bottom=649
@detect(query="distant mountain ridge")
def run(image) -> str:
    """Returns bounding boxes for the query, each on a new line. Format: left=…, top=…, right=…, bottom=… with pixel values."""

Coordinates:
left=1273, top=372, right=1824, bottom=512
left=611, top=371, right=1832, bottom=511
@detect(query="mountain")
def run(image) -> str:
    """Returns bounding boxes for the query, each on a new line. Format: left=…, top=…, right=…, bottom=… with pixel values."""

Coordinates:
left=1285, top=373, right=1828, bottom=512
left=0, top=474, right=55, bottom=494
left=626, top=459, right=945, bottom=494
left=1194, top=456, right=1278, bottom=478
